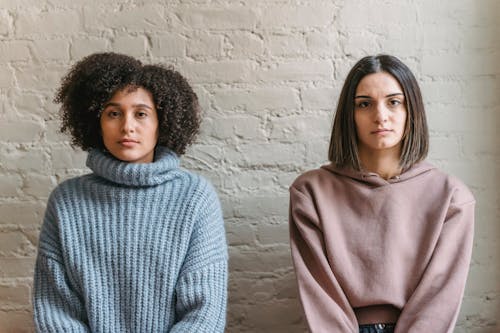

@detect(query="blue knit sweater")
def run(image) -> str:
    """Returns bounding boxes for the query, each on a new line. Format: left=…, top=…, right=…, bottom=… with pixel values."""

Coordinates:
left=33, top=147, right=228, bottom=332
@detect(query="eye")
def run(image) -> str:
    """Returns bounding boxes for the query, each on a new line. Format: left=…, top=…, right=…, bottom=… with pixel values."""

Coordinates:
left=389, top=99, right=402, bottom=106
left=107, top=110, right=121, bottom=118
left=136, top=110, right=148, bottom=118
left=356, top=101, right=370, bottom=108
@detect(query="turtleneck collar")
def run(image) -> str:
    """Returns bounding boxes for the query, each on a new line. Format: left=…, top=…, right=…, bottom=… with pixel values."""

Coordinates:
left=86, top=146, right=180, bottom=187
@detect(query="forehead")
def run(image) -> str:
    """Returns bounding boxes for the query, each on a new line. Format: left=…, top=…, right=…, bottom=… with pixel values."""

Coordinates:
left=107, top=86, right=154, bottom=104
left=355, top=71, right=403, bottom=95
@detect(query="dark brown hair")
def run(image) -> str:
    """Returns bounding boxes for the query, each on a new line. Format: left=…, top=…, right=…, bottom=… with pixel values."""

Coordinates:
left=55, top=52, right=201, bottom=155
left=328, top=54, right=428, bottom=170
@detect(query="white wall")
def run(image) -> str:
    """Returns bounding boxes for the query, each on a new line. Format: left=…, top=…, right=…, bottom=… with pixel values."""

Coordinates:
left=0, top=0, right=498, bottom=332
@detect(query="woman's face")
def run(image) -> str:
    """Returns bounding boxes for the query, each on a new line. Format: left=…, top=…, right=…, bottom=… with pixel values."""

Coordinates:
left=100, top=86, right=159, bottom=163
left=354, top=71, right=407, bottom=157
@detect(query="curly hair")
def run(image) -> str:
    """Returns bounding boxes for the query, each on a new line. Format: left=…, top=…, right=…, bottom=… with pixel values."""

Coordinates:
left=55, top=52, right=201, bottom=155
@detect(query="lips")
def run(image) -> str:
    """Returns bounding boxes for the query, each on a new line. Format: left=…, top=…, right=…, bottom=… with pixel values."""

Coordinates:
left=371, top=128, right=392, bottom=134
left=118, top=138, right=140, bottom=147
left=119, top=138, right=139, bottom=143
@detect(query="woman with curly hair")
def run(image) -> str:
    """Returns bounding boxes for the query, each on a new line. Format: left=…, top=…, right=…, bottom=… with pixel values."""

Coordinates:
left=33, top=52, right=228, bottom=332
left=289, top=55, right=475, bottom=333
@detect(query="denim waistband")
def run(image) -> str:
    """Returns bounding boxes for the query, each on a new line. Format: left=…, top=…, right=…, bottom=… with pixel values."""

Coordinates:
left=359, top=323, right=395, bottom=333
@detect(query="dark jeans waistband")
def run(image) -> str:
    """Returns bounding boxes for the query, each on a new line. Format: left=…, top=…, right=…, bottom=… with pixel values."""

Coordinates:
left=359, top=323, right=395, bottom=333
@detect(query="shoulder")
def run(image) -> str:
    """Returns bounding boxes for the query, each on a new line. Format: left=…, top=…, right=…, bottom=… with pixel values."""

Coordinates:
left=290, top=166, right=336, bottom=194
left=425, top=164, right=475, bottom=206
left=47, top=174, right=94, bottom=205
left=175, top=169, right=221, bottom=207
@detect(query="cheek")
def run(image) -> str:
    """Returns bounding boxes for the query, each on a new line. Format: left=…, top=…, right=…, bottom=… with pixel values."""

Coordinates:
left=99, top=121, right=112, bottom=139
left=354, top=113, right=368, bottom=133
left=398, top=112, right=408, bottom=132
left=150, top=120, right=160, bottom=142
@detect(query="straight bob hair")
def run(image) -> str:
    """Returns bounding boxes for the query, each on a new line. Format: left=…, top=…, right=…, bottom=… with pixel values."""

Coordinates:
left=328, top=54, right=429, bottom=171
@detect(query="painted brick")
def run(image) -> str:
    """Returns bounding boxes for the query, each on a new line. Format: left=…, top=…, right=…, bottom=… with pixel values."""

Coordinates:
left=257, top=222, right=289, bottom=245
left=180, top=60, right=252, bottom=83
left=428, top=136, right=462, bottom=160
left=213, top=87, right=299, bottom=112
left=0, top=1, right=498, bottom=331
left=229, top=245, right=291, bottom=273
left=428, top=107, right=496, bottom=135
left=0, top=231, right=36, bottom=257
left=0, top=41, right=30, bottom=62
left=233, top=194, right=288, bottom=218
left=45, top=120, right=70, bottom=143
left=177, top=7, right=257, bottom=30
left=305, top=31, right=342, bottom=56
left=269, top=114, right=331, bottom=142
left=462, top=133, right=500, bottom=156
left=187, top=33, right=224, bottom=57
left=254, top=60, right=333, bottom=82
left=0, top=202, right=45, bottom=226
left=0, top=310, right=34, bottom=332
left=224, top=143, right=305, bottom=168
left=244, top=300, right=304, bottom=332
left=461, top=77, right=500, bottom=107
left=31, top=39, right=70, bottom=61
left=422, top=52, right=500, bottom=76
left=0, top=120, right=43, bottom=142
left=11, top=93, right=46, bottom=119
left=0, top=173, right=22, bottom=197
left=301, top=87, right=337, bottom=110
left=225, top=221, right=256, bottom=246
left=0, top=283, right=31, bottom=308
left=83, top=5, right=167, bottom=32
left=420, top=80, right=463, bottom=104
left=267, top=33, right=307, bottom=57
left=70, top=38, right=108, bottom=59
left=340, top=31, right=381, bottom=60
left=0, top=66, right=14, bottom=89
left=14, top=64, right=65, bottom=91
left=16, top=9, right=81, bottom=35
left=112, top=36, right=147, bottom=58
left=338, top=1, right=417, bottom=28
left=259, top=4, right=334, bottom=29
left=0, top=257, right=35, bottom=278
left=0, top=10, right=11, bottom=36
left=22, top=173, right=57, bottom=198
left=51, top=147, right=88, bottom=170
left=151, top=34, right=186, bottom=57
left=228, top=32, right=264, bottom=58
left=182, top=144, right=223, bottom=170
left=0, top=148, right=49, bottom=172
left=201, top=116, right=263, bottom=141
left=224, top=170, right=277, bottom=193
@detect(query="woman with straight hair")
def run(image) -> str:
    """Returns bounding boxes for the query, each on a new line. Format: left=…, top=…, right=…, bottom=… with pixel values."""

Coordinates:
left=289, top=54, right=474, bottom=333
left=33, top=52, right=228, bottom=332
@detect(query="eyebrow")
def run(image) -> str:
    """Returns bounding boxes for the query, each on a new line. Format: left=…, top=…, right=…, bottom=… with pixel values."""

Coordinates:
left=103, top=102, right=154, bottom=110
left=354, top=93, right=404, bottom=99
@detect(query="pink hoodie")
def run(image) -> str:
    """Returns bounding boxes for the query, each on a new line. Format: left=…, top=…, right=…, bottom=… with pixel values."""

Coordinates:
left=289, top=161, right=475, bottom=333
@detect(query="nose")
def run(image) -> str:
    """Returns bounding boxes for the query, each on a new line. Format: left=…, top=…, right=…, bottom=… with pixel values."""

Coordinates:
left=121, top=113, right=136, bottom=133
left=374, top=103, right=389, bottom=124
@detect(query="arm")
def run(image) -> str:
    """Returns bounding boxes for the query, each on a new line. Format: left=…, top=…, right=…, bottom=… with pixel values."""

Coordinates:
left=170, top=184, right=228, bottom=333
left=289, top=186, right=358, bottom=333
left=33, top=199, right=90, bottom=332
left=395, top=198, right=475, bottom=333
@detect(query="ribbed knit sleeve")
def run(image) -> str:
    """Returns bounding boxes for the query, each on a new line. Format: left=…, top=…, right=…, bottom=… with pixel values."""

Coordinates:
left=171, top=181, right=228, bottom=332
left=33, top=190, right=90, bottom=332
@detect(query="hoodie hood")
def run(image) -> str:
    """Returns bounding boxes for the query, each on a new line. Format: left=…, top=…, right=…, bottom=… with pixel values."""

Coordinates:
left=320, top=161, right=436, bottom=187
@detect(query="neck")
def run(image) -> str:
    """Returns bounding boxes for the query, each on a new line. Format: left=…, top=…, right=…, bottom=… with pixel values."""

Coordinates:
left=358, top=146, right=402, bottom=180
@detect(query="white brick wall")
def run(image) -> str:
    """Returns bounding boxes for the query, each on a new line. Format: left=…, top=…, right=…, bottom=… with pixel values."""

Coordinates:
left=0, top=1, right=498, bottom=332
